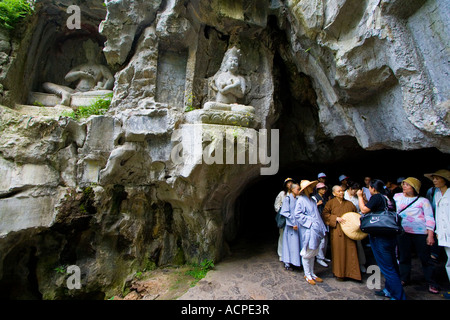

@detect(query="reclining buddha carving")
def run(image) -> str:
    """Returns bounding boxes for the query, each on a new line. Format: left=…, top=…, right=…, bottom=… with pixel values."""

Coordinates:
left=36, top=39, right=114, bottom=107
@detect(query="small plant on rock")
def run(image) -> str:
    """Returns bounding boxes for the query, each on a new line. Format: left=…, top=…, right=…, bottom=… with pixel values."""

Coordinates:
left=185, top=259, right=214, bottom=280
left=0, top=0, right=34, bottom=30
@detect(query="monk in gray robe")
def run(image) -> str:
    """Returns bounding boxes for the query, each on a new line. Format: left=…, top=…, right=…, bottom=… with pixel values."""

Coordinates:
left=322, top=185, right=361, bottom=281
left=295, top=180, right=327, bottom=284
left=280, top=183, right=301, bottom=270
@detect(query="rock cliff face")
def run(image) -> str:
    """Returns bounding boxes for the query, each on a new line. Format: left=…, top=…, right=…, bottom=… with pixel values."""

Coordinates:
left=0, top=0, right=448, bottom=299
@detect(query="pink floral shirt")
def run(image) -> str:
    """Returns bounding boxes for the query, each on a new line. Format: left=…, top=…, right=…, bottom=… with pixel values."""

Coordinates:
left=394, top=193, right=435, bottom=234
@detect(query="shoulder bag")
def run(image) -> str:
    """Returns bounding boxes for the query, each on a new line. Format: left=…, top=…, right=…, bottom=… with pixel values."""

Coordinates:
left=360, top=195, right=419, bottom=236
left=275, top=196, right=289, bottom=228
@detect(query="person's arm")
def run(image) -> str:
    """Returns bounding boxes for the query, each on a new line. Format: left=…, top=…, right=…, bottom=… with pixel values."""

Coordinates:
left=422, top=198, right=436, bottom=246
left=357, top=190, right=371, bottom=214
left=274, top=191, right=284, bottom=212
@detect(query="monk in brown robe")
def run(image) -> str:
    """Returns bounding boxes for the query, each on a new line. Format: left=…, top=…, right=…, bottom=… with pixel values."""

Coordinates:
left=322, top=185, right=361, bottom=281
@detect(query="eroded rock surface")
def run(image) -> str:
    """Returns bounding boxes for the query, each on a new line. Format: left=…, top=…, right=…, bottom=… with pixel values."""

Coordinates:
left=0, top=0, right=448, bottom=299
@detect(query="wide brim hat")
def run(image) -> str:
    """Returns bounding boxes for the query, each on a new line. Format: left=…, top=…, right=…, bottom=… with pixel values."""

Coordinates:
left=341, top=212, right=368, bottom=241
left=424, top=169, right=450, bottom=182
left=300, top=180, right=318, bottom=193
left=402, top=177, right=421, bottom=194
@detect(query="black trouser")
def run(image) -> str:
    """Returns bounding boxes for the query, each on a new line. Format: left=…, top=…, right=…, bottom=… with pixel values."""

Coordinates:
left=397, top=232, right=437, bottom=286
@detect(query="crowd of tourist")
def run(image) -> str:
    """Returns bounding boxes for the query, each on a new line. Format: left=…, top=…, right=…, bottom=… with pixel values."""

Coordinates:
left=274, top=169, right=450, bottom=300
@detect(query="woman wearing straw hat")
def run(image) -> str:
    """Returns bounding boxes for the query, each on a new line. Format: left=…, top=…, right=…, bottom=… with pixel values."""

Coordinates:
left=294, top=180, right=327, bottom=285
left=322, top=185, right=361, bottom=281
left=393, top=177, right=438, bottom=294
left=424, top=169, right=450, bottom=298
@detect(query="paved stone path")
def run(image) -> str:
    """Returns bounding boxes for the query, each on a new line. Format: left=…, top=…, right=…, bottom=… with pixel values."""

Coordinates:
left=179, top=238, right=449, bottom=300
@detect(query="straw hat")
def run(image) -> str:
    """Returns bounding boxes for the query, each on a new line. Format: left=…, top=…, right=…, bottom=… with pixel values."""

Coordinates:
left=424, top=169, right=450, bottom=182
left=341, top=212, right=368, bottom=241
left=402, top=177, right=421, bottom=194
left=299, top=180, right=318, bottom=193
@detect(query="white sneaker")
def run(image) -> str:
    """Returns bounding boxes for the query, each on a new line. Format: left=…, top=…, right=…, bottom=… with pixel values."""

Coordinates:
left=317, top=259, right=328, bottom=267
left=323, top=258, right=331, bottom=263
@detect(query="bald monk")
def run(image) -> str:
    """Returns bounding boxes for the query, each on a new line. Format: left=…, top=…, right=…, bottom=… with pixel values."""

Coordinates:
left=322, top=185, right=361, bottom=281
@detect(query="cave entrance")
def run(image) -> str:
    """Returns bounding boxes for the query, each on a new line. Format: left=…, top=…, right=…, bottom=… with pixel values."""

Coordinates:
left=229, top=27, right=450, bottom=251
left=232, top=147, right=450, bottom=250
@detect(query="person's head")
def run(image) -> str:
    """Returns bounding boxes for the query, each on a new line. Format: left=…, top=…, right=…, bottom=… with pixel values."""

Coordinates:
left=369, top=179, right=386, bottom=195
left=424, top=170, right=450, bottom=189
left=432, top=175, right=449, bottom=189
left=332, top=185, right=344, bottom=200
left=300, top=180, right=318, bottom=197
left=402, top=177, right=421, bottom=196
left=387, top=179, right=399, bottom=190
left=290, top=183, right=301, bottom=196
left=364, top=176, right=371, bottom=187
left=283, top=178, right=295, bottom=193
left=347, top=182, right=361, bottom=197
left=317, top=172, right=327, bottom=183
left=339, top=175, right=349, bottom=186
left=316, top=182, right=327, bottom=196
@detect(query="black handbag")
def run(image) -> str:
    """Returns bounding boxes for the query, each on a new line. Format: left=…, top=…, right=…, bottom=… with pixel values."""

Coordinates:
left=360, top=196, right=419, bottom=236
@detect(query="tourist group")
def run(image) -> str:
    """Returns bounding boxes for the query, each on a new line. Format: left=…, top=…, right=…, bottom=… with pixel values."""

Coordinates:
left=274, top=170, right=450, bottom=300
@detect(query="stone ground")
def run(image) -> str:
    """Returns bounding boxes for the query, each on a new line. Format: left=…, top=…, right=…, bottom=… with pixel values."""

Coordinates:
left=178, top=237, right=450, bottom=301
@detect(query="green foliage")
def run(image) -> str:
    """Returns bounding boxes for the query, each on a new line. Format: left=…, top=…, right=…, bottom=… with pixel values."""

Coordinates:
left=184, top=92, right=196, bottom=112
left=62, top=94, right=112, bottom=120
left=0, top=0, right=33, bottom=30
left=54, top=266, right=66, bottom=274
left=185, top=259, right=214, bottom=280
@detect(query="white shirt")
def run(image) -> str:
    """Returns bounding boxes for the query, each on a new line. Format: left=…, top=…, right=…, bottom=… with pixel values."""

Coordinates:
left=344, top=190, right=360, bottom=213
left=362, top=187, right=371, bottom=201
left=274, top=190, right=287, bottom=212
left=435, top=188, right=450, bottom=247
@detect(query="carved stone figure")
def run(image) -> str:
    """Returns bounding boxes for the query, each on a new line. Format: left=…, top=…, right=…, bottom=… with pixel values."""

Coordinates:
left=204, top=47, right=255, bottom=114
left=42, top=40, right=114, bottom=106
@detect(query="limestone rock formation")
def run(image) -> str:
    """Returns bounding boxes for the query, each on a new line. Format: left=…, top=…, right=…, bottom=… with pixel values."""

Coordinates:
left=0, top=0, right=448, bottom=299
